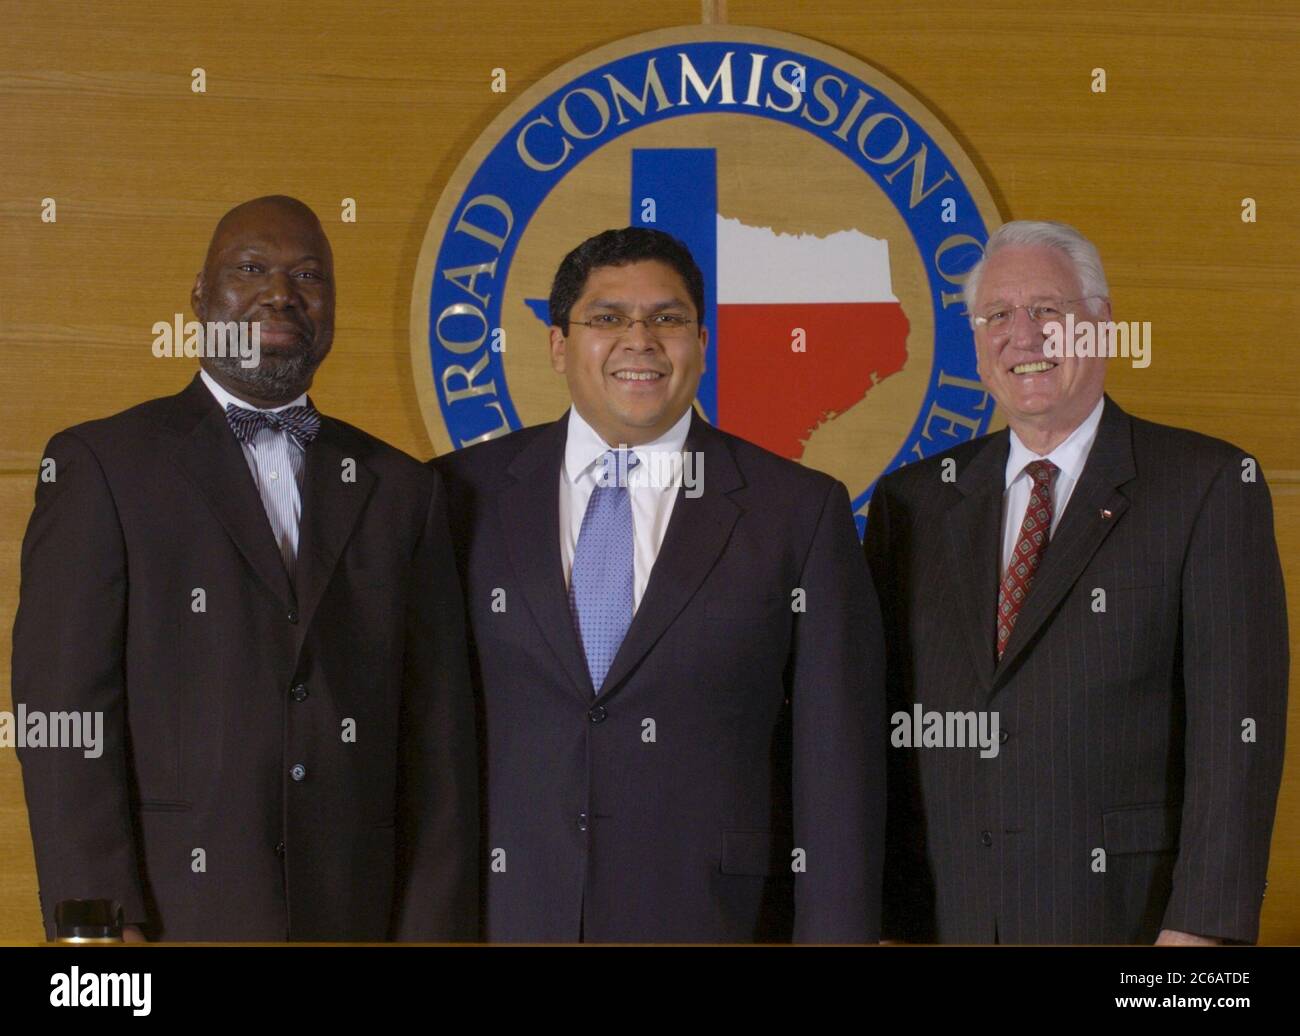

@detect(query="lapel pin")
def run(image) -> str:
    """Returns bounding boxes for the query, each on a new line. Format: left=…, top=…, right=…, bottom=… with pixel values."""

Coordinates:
left=1100, top=508, right=1113, bottom=519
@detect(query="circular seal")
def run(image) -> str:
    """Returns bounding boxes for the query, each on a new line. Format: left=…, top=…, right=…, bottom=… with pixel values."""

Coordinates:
left=410, top=25, right=1002, bottom=535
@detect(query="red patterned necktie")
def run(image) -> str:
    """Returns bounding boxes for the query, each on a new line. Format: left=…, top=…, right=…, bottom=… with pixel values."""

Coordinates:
left=996, top=459, right=1060, bottom=660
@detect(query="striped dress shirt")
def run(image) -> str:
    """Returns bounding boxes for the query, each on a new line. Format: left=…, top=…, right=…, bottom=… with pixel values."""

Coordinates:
left=200, top=368, right=308, bottom=581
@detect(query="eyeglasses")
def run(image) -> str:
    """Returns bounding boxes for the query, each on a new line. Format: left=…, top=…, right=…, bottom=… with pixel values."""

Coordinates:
left=570, top=312, right=698, bottom=338
left=970, top=296, right=1103, bottom=332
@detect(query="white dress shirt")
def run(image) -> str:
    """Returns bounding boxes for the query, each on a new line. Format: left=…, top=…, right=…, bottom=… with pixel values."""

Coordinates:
left=1000, top=395, right=1105, bottom=574
left=200, top=368, right=309, bottom=578
left=559, top=406, right=692, bottom=613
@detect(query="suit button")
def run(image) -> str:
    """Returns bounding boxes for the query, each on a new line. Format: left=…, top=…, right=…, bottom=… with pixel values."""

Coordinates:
left=577, top=812, right=588, bottom=833
left=274, top=841, right=285, bottom=858
left=981, top=830, right=993, bottom=847
left=588, top=705, right=607, bottom=724
left=290, top=764, right=307, bottom=782
left=286, top=608, right=298, bottom=624
left=290, top=683, right=309, bottom=702
left=999, top=728, right=1009, bottom=744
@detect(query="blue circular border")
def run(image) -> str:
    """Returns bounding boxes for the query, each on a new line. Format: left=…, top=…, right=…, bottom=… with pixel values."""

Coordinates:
left=425, top=39, right=994, bottom=530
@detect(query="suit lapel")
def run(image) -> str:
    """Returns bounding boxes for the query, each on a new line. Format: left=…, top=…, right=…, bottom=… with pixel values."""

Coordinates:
left=168, top=374, right=295, bottom=612
left=294, top=413, right=377, bottom=635
left=598, top=411, right=743, bottom=698
left=941, top=431, right=1009, bottom=693
left=499, top=416, right=596, bottom=700
left=990, top=395, right=1136, bottom=690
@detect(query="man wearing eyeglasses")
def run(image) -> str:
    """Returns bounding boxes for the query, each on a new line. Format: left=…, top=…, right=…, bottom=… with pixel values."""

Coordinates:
left=433, top=226, right=885, bottom=942
left=865, top=219, right=1288, bottom=944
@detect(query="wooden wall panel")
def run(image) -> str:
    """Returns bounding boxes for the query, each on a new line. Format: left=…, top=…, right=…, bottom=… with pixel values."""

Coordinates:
left=1, top=0, right=1295, bottom=943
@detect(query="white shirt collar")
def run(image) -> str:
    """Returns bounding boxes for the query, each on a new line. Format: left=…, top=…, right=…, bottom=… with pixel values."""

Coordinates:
left=200, top=368, right=308, bottom=414
left=1005, top=395, right=1105, bottom=489
left=564, top=405, right=693, bottom=485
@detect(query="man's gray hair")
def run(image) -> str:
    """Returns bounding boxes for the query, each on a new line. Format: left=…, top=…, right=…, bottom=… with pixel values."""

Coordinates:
left=963, top=220, right=1109, bottom=315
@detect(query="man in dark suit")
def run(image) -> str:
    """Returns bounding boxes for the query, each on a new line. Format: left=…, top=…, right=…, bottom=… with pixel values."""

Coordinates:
left=434, top=227, right=884, bottom=942
left=13, top=195, right=477, bottom=941
left=865, top=219, right=1288, bottom=944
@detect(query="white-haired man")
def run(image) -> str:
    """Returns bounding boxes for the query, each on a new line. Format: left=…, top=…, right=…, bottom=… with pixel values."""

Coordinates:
left=865, top=219, right=1288, bottom=944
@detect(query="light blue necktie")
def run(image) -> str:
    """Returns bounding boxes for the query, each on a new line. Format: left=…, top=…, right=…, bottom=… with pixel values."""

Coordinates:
left=569, top=449, right=638, bottom=692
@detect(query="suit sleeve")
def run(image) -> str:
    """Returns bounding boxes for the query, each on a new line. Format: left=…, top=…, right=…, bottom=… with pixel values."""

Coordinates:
left=862, top=479, right=936, bottom=942
left=388, top=470, right=480, bottom=941
left=790, top=479, right=885, bottom=943
left=1161, top=450, right=1289, bottom=943
left=13, top=431, right=148, bottom=939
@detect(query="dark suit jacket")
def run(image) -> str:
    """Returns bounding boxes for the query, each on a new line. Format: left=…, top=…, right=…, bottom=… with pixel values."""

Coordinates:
left=864, top=394, right=1288, bottom=944
left=13, top=373, right=478, bottom=941
left=433, top=409, right=885, bottom=942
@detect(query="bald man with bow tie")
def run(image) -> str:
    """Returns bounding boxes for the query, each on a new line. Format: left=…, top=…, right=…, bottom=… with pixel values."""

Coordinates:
left=14, top=196, right=478, bottom=942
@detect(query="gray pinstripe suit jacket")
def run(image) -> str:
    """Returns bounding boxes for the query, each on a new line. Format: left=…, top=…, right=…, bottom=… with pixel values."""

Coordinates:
left=865, top=394, right=1288, bottom=943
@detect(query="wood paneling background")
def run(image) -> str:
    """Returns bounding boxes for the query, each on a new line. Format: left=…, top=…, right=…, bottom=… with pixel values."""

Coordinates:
left=1, top=0, right=1296, bottom=943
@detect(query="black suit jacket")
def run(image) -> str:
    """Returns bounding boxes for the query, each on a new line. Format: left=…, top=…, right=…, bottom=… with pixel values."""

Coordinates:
left=864, top=395, right=1289, bottom=943
left=433, top=410, right=885, bottom=942
left=13, top=373, right=478, bottom=941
